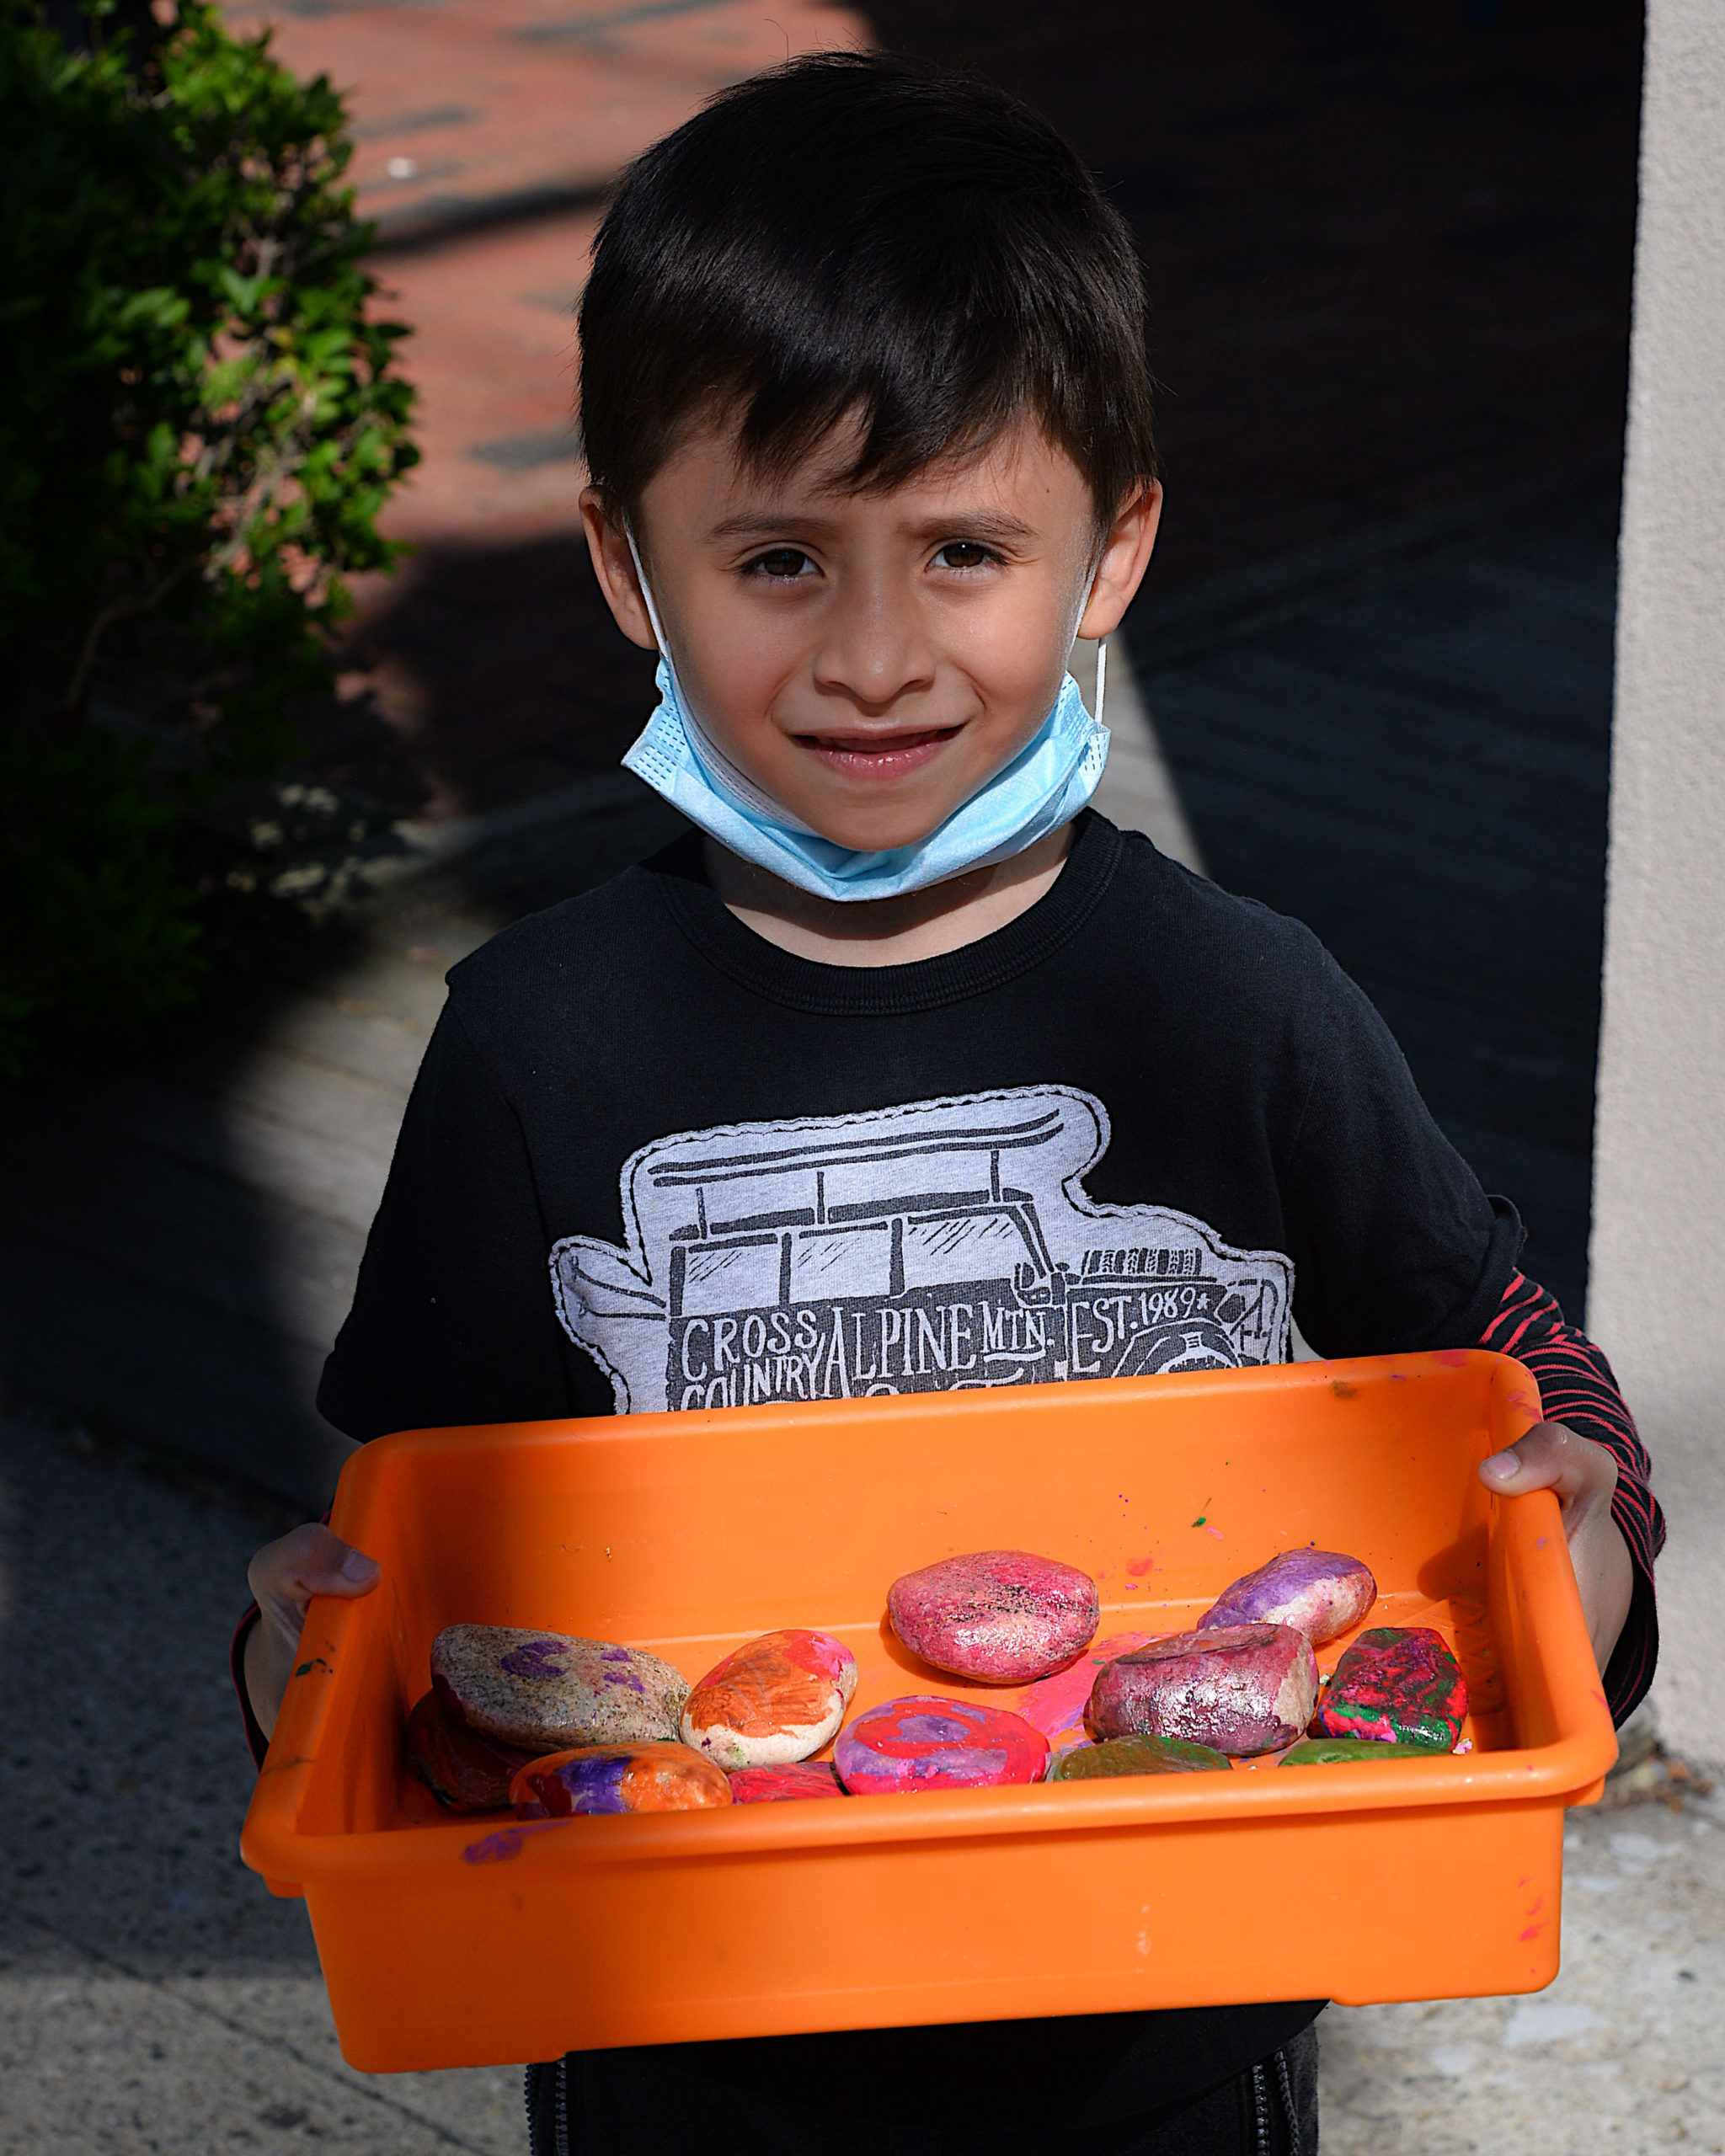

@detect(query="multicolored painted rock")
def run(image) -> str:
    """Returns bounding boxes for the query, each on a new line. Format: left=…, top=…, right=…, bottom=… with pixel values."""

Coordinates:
left=1088, top=1624, right=1319, bottom=1756
left=1199, top=1549, right=1376, bottom=1645
left=728, top=1761, right=848, bottom=1803
left=403, top=1689, right=535, bottom=1812
left=680, top=1629, right=857, bottom=1769
left=1017, top=1630, right=1158, bottom=1757
left=431, top=1625, right=688, bottom=1751
left=1313, top=1626, right=1468, bottom=1750
left=887, top=1550, right=1100, bottom=1684
left=510, top=1741, right=731, bottom=1817
left=1047, top=1734, right=1231, bottom=1780
left=1279, top=1737, right=1448, bottom=1767
left=834, top=1695, right=1049, bottom=1794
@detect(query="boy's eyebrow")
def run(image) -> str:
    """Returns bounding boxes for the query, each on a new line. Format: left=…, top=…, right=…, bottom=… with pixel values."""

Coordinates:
left=704, top=507, right=1040, bottom=545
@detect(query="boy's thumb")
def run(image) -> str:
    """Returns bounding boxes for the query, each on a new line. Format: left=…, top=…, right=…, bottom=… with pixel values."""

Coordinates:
left=337, top=1545, right=381, bottom=1587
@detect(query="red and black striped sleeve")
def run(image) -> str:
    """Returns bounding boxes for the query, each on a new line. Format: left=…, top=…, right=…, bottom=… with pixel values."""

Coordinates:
left=1478, top=1270, right=1663, bottom=1725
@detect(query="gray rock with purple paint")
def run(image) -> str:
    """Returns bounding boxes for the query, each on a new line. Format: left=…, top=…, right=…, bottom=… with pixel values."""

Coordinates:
left=1088, top=1623, right=1319, bottom=1756
left=1198, top=1548, right=1375, bottom=1645
left=430, top=1625, right=689, bottom=1751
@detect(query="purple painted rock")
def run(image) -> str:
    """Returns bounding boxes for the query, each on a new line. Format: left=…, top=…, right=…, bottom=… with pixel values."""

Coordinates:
left=1047, top=1734, right=1231, bottom=1780
left=835, top=1695, right=1049, bottom=1795
left=887, top=1550, right=1100, bottom=1684
left=728, top=1761, right=848, bottom=1803
left=510, top=1741, right=731, bottom=1817
left=431, top=1625, right=688, bottom=1751
left=1088, top=1625, right=1319, bottom=1756
left=1313, top=1626, right=1468, bottom=1750
left=403, top=1689, right=535, bottom=1812
left=1199, top=1548, right=1376, bottom=1645
left=681, top=1629, right=857, bottom=1769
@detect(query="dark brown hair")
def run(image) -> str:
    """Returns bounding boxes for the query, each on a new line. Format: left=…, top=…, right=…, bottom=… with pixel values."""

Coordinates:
left=579, top=50, right=1159, bottom=528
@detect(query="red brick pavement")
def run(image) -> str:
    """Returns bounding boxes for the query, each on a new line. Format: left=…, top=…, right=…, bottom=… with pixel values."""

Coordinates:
left=245, top=0, right=1642, bottom=819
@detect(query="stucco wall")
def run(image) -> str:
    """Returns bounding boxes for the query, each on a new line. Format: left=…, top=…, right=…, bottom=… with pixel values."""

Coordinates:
left=1589, top=1, right=1725, bottom=1760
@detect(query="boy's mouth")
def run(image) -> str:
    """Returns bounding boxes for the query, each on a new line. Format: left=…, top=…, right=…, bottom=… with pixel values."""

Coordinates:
left=794, top=726, right=961, bottom=782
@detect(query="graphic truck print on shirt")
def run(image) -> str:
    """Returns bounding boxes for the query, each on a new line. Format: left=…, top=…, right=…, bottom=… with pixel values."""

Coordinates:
left=550, top=1086, right=1293, bottom=1414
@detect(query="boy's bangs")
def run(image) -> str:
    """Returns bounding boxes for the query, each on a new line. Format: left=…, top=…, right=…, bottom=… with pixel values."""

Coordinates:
left=579, top=51, right=1159, bottom=526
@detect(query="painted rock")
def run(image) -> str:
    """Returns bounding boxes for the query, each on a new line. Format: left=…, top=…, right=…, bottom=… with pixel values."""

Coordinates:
left=1199, top=1549, right=1376, bottom=1645
left=1313, top=1626, right=1468, bottom=1749
left=510, top=1741, right=731, bottom=1817
left=403, top=1689, right=535, bottom=1812
left=1088, top=1624, right=1319, bottom=1756
left=729, top=1761, right=848, bottom=1803
left=680, top=1629, right=857, bottom=1769
left=887, top=1550, right=1100, bottom=1684
left=431, top=1625, right=688, bottom=1751
left=1047, top=1734, right=1230, bottom=1780
left=835, top=1695, right=1049, bottom=1794
left=1279, top=1737, right=1447, bottom=1767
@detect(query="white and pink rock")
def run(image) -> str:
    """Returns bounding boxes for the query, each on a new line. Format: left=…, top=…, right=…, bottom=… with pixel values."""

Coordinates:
left=887, top=1549, right=1100, bottom=1684
left=1088, top=1624, right=1319, bottom=1757
left=1198, top=1549, right=1375, bottom=1645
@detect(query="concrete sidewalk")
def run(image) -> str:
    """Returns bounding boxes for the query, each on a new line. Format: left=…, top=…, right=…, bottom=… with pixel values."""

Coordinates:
left=2, top=1417, right=1720, bottom=2154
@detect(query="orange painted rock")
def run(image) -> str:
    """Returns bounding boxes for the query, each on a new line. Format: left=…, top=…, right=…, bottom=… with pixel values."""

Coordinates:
left=729, top=1761, right=848, bottom=1802
left=887, top=1550, right=1100, bottom=1684
left=510, top=1741, right=731, bottom=1817
left=431, top=1625, right=688, bottom=1751
left=680, top=1629, right=857, bottom=1769
left=835, top=1695, right=1049, bottom=1794
left=1088, top=1624, right=1319, bottom=1756
left=1199, top=1549, right=1376, bottom=1645
left=404, top=1689, right=535, bottom=1812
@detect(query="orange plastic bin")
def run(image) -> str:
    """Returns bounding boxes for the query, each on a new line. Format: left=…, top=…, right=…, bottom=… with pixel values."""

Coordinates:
left=241, top=1351, right=1616, bottom=2072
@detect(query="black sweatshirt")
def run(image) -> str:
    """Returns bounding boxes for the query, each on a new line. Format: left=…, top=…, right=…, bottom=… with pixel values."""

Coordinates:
left=256, top=812, right=1660, bottom=2130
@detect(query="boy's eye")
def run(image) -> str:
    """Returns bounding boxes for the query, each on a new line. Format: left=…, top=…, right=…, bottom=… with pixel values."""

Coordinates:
left=747, top=547, right=814, bottom=580
left=933, top=542, right=995, bottom=571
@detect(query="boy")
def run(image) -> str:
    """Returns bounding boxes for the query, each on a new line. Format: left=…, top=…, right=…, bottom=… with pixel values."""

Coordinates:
left=238, top=51, right=1661, bottom=2155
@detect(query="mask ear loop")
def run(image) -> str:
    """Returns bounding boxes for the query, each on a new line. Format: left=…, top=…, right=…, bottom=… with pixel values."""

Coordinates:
left=624, top=525, right=672, bottom=657
left=1093, top=636, right=1108, bottom=731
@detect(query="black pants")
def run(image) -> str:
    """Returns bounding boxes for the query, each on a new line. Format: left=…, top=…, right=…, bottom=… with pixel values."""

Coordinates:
left=526, top=2022, right=1318, bottom=2154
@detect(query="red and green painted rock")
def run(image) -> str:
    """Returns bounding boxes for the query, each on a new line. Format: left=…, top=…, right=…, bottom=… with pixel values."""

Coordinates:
left=680, top=1629, right=857, bottom=1769
left=1313, top=1626, right=1467, bottom=1749
left=431, top=1625, right=688, bottom=1751
left=1199, top=1548, right=1376, bottom=1645
left=1279, top=1737, right=1449, bottom=1767
left=888, top=1549, right=1100, bottom=1684
left=404, top=1689, right=534, bottom=1812
left=510, top=1740, right=731, bottom=1817
left=1088, top=1624, right=1319, bottom=1756
left=834, top=1695, right=1049, bottom=1794
left=1047, top=1734, right=1230, bottom=1780
left=728, top=1760, right=848, bottom=1802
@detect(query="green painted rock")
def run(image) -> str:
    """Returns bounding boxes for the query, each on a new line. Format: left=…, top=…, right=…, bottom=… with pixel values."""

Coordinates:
left=1279, top=1737, right=1451, bottom=1766
left=1048, top=1734, right=1230, bottom=1780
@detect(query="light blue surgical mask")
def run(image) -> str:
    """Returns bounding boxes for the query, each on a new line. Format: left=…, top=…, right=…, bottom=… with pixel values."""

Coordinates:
left=619, top=533, right=1111, bottom=903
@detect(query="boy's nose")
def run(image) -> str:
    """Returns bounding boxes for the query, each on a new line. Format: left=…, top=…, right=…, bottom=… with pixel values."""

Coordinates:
left=810, top=590, right=938, bottom=712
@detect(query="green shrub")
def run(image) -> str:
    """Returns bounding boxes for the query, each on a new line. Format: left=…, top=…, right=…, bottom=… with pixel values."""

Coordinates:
left=0, top=0, right=417, bottom=1074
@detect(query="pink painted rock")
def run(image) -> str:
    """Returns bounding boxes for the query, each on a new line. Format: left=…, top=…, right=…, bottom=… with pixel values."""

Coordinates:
left=1088, top=1625, right=1319, bottom=1756
left=431, top=1625, right=688, bottom=1751
left=510, top=1741, right=731, bottom=1817
left=680, top=1629, right=857, bottom=1769
left=887, top=1550, right=1100, bottom=1684
left=404, top=1689, right=535, bottom=1812
left=1199, top=1549, right=1376, bottom=1645
left=834, top=1695, right=1049, bottom=1794
left=729, top=1761, right=848, bottom=1803
left=1313, top=1626, right=1468, bottom=1750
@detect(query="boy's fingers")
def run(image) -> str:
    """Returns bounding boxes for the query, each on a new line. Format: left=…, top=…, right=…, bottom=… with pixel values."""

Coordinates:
left=1479, top=1421, right=1617, bottom=1525
left=248, top=1524, right=381, bottom=1639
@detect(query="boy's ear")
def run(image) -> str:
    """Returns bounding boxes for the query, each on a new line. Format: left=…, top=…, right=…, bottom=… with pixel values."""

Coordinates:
left=1076, top=480, right=1164, bottom=642
left=580, top=486, right=660, bottom=653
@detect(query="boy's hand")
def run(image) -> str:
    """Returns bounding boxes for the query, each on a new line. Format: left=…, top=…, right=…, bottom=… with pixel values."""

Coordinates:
left=243, top=1524, right=380, bottom=1742
left=1479, top=1422, right=1633, bottom=1675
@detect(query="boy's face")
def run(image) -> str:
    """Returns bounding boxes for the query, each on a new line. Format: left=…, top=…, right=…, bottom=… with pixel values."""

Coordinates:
left=584, top=414, right=1161, bottom=855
